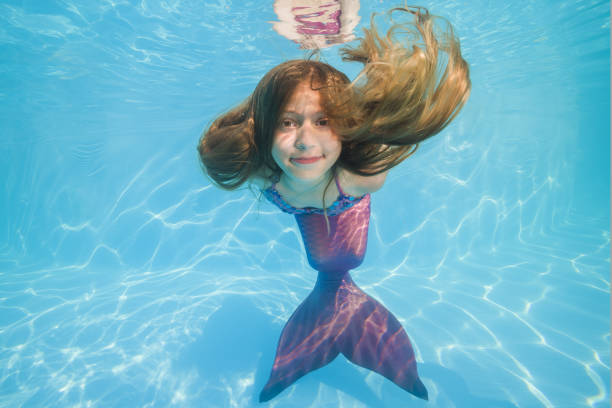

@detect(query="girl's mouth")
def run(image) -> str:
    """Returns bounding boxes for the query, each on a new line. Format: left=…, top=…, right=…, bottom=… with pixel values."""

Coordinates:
left=291, top=156, right=322, bottom=164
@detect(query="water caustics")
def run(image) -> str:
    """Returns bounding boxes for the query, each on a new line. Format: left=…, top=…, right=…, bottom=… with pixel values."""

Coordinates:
left=0, top=0, right=609, bottom=407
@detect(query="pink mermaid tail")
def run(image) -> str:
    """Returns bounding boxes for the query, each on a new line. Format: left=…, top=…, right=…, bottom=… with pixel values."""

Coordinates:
left=260, top=185, right=427, bottom=401
left=259, top=272, right=428, bottom=401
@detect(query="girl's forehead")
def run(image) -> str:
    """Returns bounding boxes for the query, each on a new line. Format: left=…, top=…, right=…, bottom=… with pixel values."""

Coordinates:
left=282, top=91, right=324, bottom=115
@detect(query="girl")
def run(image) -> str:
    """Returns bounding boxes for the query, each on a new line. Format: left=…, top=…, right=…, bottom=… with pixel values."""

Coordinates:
left=198, top=6, right=470, bottom=402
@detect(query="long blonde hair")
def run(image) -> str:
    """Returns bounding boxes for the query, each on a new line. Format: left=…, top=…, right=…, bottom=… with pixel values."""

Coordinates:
left=198, top=6, right=470, bottom=188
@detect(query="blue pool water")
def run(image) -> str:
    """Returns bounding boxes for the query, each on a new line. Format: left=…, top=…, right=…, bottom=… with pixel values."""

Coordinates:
left=1, top=1, right=609, bottom=407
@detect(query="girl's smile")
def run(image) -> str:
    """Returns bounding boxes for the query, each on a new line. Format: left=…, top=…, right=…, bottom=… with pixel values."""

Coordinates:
left=290, top=156, right=322, bottom=164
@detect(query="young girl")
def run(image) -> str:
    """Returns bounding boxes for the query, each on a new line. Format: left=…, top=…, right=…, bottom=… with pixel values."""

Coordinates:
left=198, top=6, right=470, bottom=402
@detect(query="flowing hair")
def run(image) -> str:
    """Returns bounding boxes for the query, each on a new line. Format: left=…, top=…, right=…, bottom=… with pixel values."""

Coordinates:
left=198, top=6, right=471, bottom=189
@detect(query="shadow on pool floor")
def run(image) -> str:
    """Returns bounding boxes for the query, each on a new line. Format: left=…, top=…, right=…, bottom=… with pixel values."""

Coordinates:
left=174, top=295, right=517, bottom=407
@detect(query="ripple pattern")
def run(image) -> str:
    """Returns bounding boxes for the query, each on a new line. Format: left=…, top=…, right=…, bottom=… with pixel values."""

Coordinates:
left=0, top=0, right=609, bottom=407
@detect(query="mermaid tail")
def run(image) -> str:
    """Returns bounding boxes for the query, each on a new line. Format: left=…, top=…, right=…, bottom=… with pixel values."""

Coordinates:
left=259, top=189, right=427, bottom=401
left=259, top=272, right=428, bottom=402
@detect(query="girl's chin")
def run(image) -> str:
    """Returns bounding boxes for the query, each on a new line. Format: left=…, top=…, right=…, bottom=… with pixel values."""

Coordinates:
left=281, top=159, right=335, bottom=182
left=286, top=169, right=332, bottom=183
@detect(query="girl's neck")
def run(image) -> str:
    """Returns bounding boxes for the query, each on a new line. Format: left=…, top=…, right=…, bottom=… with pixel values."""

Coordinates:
left=277, top=170, right=337, bottom=208
left=280, top=170, right=333, bottom=194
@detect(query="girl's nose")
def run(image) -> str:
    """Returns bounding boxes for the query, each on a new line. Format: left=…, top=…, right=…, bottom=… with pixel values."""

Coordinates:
left=295, top=122, right=315, bottom=149
left=294, top=137, right=310, bottom=151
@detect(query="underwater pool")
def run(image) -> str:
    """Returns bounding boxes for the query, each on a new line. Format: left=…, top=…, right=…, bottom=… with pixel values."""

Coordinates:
left=1, top=0, right=609, bottom=407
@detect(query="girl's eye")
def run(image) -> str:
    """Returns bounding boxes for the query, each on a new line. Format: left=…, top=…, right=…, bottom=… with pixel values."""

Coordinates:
left=281, top=119, right=296, bottom=128
left=316, top=118, right=329, bottom=126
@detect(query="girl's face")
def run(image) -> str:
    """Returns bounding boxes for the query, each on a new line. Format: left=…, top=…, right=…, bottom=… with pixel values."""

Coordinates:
left=272, top=82, right=341, bottom=187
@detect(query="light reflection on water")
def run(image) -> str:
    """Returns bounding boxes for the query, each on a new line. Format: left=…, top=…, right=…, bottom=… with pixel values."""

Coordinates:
left=0, top=0, right=609, bottom=407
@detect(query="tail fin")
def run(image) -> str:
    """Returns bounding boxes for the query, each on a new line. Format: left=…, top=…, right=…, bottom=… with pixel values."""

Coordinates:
left=259, top=273, right=428, bottom=402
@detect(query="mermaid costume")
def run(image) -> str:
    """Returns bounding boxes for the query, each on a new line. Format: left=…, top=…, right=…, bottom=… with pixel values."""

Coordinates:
left=259, top=175, right=428, bottom=402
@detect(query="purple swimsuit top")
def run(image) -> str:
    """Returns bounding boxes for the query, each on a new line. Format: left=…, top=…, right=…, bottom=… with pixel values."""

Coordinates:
left=262, top=174, right=371, bottom=277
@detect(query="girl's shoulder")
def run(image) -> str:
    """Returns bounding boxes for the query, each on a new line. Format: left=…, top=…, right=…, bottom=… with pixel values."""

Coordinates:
left=337, top=167, right=388, bottom=196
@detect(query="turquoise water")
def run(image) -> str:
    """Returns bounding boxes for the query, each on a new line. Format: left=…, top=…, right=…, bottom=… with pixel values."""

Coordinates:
left=1, top=1, right=609, bottom=407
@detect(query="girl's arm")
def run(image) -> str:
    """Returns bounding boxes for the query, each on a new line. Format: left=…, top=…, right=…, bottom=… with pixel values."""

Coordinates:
left=339, top=167, right=388, bottom=196
left=338, top=142, right=406, bottom=196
